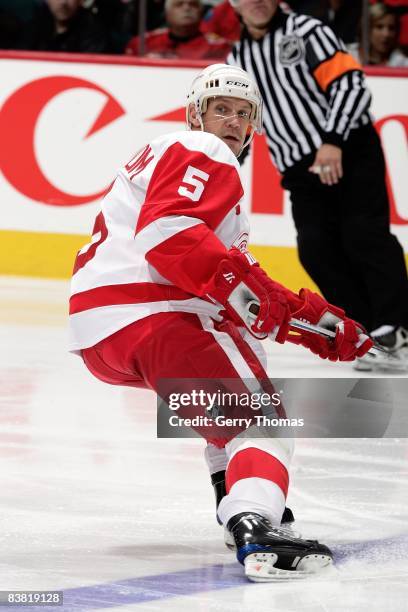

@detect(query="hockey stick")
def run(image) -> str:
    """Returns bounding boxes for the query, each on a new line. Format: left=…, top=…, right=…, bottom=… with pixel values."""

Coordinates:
left=246, top=301, right=390, bottom=359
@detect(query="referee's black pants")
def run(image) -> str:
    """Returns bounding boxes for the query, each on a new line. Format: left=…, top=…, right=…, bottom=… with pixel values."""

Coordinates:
left=281, top=124, right=408, bottom=332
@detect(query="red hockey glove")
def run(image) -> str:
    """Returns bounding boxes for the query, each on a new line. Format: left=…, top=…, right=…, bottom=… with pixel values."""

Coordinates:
left=209, top=248, right=291, bottom=340
left=287, top=289, right=373, bottom=361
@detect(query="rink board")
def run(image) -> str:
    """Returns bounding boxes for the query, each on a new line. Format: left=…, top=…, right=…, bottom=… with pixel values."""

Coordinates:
left=0, top=52, right=407, bottom=288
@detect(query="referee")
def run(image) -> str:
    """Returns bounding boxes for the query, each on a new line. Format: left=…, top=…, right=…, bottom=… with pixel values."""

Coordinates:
left=227, top=0, right=408, bottom=370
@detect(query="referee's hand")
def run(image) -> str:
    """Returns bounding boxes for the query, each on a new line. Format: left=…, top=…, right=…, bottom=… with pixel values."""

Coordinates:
left=309, top=144, right=343, bottom=186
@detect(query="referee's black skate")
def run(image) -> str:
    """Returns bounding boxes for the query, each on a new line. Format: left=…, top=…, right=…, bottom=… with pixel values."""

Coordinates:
left=354, top=326, right=408, bottom=372
left=227, top=512, right=333, bottom=581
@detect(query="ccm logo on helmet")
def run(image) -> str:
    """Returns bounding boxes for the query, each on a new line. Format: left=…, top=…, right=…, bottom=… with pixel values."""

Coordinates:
left=226, top=80, right=249, bottom=88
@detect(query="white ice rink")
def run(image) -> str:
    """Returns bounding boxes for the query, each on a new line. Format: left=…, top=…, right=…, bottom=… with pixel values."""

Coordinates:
left=1, top=276, right=408, bottom=612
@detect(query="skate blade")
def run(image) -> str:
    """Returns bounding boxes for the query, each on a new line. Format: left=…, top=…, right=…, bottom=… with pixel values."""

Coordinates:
left=353, top=360, right=374, bottom=372
left=354, top=357, right=408, bottom=373
left=244, top=552, right=333, bottom=582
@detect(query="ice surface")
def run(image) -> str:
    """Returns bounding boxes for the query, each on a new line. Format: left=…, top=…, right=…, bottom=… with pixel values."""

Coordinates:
left=0, top=276, right=407, bottom=611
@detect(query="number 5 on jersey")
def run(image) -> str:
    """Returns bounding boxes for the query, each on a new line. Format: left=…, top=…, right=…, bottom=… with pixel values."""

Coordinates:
left=178, top=165, right=209, bottom=202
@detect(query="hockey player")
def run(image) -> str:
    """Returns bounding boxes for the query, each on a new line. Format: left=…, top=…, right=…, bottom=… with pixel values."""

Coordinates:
left=69, top=64, right=372, bottom=581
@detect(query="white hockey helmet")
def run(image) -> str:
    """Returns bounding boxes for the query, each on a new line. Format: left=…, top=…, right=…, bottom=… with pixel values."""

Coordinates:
left=186, top=63, right=263, bottom=150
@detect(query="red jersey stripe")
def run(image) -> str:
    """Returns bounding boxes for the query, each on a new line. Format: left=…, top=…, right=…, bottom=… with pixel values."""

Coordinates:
left=226, top=447, right=289, bottom=497
left=70, top=282, right=193, bottom=315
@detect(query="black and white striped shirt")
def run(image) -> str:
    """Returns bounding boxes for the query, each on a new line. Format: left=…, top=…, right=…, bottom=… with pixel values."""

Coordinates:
left=228, top=9, right=372, bottom=173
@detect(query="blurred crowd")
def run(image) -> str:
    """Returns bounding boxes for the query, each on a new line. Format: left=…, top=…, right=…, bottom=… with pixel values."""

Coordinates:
left=0, top=0, right=407, bottom=65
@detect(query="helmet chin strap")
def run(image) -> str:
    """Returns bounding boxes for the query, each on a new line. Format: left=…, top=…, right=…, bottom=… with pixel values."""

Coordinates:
left=240, top=128, right=255, bottom=155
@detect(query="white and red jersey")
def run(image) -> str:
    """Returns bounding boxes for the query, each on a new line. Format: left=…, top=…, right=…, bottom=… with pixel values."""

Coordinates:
left=69, top=130, right=249, bottom=351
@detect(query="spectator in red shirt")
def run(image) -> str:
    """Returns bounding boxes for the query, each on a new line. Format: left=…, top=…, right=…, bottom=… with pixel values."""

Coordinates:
left=125, top=0, right=231, bottom=59
left=201, top=1, right=241, bottom=42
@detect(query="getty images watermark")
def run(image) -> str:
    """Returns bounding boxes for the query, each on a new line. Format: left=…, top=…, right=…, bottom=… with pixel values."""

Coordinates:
left=168, top=389, right=282, bottom=411
left=167, top=389, right=301, bottom=428
left=157, top=378, right=407, bottom=439
left=157, top=381, right=305, bottom=438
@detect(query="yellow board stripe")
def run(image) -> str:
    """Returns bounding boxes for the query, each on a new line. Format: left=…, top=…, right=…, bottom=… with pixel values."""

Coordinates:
left=0, top=229, right=88, bottom=280
left=249, top=244, right=319, bottom=292
left=1, top=229, right=407, bottom=293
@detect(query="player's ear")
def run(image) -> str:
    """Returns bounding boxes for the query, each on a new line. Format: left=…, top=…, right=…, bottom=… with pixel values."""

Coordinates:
left=188, top=103, right=201, bottom=129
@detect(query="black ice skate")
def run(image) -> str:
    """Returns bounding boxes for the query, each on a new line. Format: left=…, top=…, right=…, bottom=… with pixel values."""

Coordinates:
left=354, top=326, right=408, bottom=372
left=211, top=470, right=295, bottom=549
left=211, top=470, right=226, bottom=525
left=227, top=512, right=333, bottom=581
